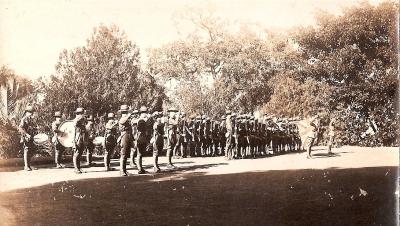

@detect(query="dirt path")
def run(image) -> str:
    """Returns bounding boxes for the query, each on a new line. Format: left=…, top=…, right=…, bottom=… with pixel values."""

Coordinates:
left=0, top=146, right=397, bottom=192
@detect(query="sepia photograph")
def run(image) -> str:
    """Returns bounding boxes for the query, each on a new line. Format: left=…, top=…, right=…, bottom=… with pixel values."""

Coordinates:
left=0, top=0, right=398, bottom=225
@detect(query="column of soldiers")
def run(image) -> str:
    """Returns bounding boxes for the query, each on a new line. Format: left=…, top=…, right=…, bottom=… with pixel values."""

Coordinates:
left=21, top=105, right=305, bottom=176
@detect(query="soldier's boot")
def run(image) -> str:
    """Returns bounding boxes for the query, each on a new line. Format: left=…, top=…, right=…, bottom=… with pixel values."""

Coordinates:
left=328, top=145, right=332, bottom=154
left=104, top=152, right=110, bottom=171
left=120, top=154, right=128, bottom=176
left=166, top=149, right=176, bottom=168
left=130, top=149, right=136, bottom=168
left=137, top=154, right=146, bottom=174
left=55, top=149, right=63, bottom=168
left=153, top=155, right=161, bottom=173
left=73, top=152, right=82, bottom=174
left=86, top=151, right=93, bottom=166
left=23, top=148, right=32, bottom=171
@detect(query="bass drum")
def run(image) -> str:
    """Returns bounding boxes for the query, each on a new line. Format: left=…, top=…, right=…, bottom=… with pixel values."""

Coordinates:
left=57, top=120, right=75, bottom=148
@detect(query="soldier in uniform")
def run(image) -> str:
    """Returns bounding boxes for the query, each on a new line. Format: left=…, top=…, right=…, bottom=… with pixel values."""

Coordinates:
left=152, top=112, right=164, bottom=172
left=174, top=112, right=185, bottom=159
left=72, top=107, right=86, bottom=174
left=135, top=106, right=149, bottom=174
left=305, top=113, right=320, bottom=159
left=103, top=113, right=117, bottom=171
left=225, top=110, right=234, bottom=160
left=185, top=115, right=195, bottom=157
left=18, top=105, right=37, bottom=171
left=85, top=115, right=95, bottom=166
left=117, top=105, right=134, bottom=176
left=193, top=116, right=202, bottom=157
left=129, top=110, right=139, bottom=168
left=219, top=115, right=227, bottom=156
left=204, top=117, right=212, bottom=156
left=327, top=117, right=336, bottom=155
left=52, top=111, right=64, bottom=168
left=211, top=119, right=220, bottom=156
left=166, top=108, right=178, bottom=168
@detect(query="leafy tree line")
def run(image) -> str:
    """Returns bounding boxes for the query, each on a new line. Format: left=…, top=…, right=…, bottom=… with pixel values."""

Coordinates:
left=0, top=1, right=397, bottom=159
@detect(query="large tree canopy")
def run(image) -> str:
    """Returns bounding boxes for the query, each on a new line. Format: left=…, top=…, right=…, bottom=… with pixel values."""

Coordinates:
left=37, top=25, right=165, bottom=121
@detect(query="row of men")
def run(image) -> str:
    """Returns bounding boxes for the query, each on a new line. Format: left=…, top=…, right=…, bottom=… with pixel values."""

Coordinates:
left=19, top=105, right=307, bottom=176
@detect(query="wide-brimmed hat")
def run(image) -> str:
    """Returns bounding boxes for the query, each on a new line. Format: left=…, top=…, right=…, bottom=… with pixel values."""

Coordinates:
left=167, top=107, right=178, bottom=113
left=75, top=107, right=84, bottom=114
left=25, top=105, right=34, bottom=113
left=87, top=115, right=94, bottom=121
left=139, top=106, right=148, bottom=113
left=107, top=113, right=115, bottom=119
left=132, top=110, right=139, bottom=115
left=226, top=110, right=232, bottom=115
left=54, top=111, right=62, bottom=117
left=118, top=105, right=129, bottom=113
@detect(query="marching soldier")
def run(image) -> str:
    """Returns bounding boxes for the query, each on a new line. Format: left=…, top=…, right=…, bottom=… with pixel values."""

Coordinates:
left=135, top=106, right=149, bottom=174
left=129, top=109, right=139, bottom=168
left=117, top=105, right=134, bottom=176
left=52, top=111, right=64, bottom=168
left=152, top=112, right=164, bottom=172
left=219, top=115, right=227, bottom=156
left=72, top=107, right=86, bottom=174
left=85, top=115, right=95, bottom=166
left=166, top=108, right=178, bottom=168
left=18, top=105, right=37, bottom=171
left=185, top=115, right=195, bottom=157
left=193, top=116, right=202, bottom=157
left=103, top=113, right=117, bottom=171
left=225, top=110, right=234, bottom=160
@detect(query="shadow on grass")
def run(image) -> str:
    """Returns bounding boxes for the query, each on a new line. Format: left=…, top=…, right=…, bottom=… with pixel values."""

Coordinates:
left=0, top=166, right=396, bottom=226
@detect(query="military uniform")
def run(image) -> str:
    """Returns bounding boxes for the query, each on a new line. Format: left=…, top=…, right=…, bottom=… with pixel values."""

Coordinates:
left=152, top=114, right=164, bottom=172
left=166, top=108, right=178, bottom=168
left=103, top=113, right=117, bottom=171
left=72, top=108, right=86, bottom=174
left=134, top=106, right=149, bottom=174
left=18, top=106, right=37, bottom=171
left=305, top=115, right=320, bottom=159
left=85, top=115, right=95, bottom=166
left=327, top=118, right=336, bottom=154
left=52, top=111, right=64, bottom=168
left=118, top=105, right=134, bottom=176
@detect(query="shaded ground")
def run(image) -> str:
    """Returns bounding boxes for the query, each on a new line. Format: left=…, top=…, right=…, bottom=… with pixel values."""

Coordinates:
left=0, top=147, right=398, bottom=226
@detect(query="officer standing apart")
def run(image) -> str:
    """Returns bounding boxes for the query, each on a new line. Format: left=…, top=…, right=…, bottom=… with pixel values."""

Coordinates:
left=52, top=111, right=64, bottom=168
left=72, top=107, right=86, bottom=174
left=18, top=105, right=37, bottom=171
left=305, top=113, right=320, bottom=159
left=327, top=117, right=336, bottom=155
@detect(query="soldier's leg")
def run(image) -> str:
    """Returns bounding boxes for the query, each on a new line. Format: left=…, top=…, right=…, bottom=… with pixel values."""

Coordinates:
left=119, top=145, right=129, bottom=176
left=23, top=144, right=32, bottom=171
left=136, top=144, right=146, bottom=174
left=86, top=145, right=93, bottom=166
left=130, top=147, right=137, bottom=168
left=55, top=145, right=64, bottom=168
left=73, top=146, right=83, bottom=173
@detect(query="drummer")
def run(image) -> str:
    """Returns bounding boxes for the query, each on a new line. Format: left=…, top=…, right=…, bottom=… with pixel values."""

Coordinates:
left=18, top=105, right=37, bottom=171
left=52, top=111, right=64, bottom=168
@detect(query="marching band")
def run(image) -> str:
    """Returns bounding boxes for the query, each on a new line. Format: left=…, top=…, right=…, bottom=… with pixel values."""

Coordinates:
left=19, top=105, right=322, bottom=175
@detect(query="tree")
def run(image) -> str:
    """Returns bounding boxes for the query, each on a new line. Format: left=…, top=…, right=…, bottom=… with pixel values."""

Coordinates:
left=37, top=24, right=165, bottom=123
